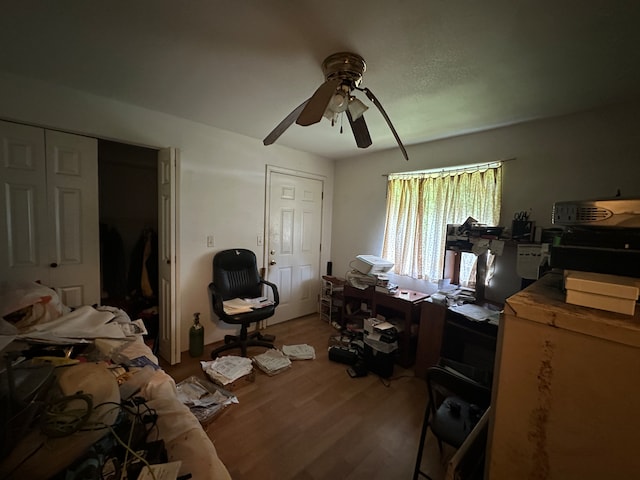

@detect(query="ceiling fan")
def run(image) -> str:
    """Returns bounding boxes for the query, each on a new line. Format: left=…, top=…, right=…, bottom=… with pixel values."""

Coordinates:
left=263, top=52, right=409, bottom=161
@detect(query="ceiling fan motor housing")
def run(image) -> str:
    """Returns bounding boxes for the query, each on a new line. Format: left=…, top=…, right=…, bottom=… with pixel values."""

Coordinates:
left=322, top=52, right=366, bottom=88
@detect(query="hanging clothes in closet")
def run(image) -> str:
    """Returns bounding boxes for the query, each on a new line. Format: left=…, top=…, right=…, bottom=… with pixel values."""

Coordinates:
left=128, top=228, right=158, bottom=300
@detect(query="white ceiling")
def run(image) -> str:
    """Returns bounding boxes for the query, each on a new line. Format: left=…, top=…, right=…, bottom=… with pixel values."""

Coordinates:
left=1, top=0, right=640, bottom=160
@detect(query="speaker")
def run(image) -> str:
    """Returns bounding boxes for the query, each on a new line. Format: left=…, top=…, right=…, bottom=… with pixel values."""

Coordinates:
left=327, top=261, right=333, bottom=275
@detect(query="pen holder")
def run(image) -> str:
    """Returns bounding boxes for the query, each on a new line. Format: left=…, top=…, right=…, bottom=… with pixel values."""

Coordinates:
left=512, top=220, right=534, bottom=241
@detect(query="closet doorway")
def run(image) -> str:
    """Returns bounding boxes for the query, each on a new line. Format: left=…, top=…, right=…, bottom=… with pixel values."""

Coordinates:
left=98, top=140, right=160, bottom=350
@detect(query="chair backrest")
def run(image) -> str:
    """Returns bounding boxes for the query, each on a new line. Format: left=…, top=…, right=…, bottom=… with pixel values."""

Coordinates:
left=426, top=365, right=491, bottom=413
left=212, top=249, right=263, bottom=300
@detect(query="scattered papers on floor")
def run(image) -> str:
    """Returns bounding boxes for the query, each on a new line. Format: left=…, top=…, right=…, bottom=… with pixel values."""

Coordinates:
left=253, top=349, right=291, bottom=375
left=222, top=297, right=274, bottom=314
left=282, top=344, right=316, bottom=360
left=176, top=375, right=238, bottom=424
left=201, top=355, right=253, bottom=386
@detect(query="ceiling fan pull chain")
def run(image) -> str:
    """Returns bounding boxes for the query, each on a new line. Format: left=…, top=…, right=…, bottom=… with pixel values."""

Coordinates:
left=340, top=113, right=344, bottom=134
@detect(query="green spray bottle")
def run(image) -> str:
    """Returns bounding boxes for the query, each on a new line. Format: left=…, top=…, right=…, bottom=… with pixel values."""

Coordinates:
left=189, top=312, right=204, bottom=357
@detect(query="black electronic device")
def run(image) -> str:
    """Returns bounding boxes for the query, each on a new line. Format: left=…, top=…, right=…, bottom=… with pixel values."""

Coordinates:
left=363, top=344, right=395, bottom=378
left=550, top=226, right=640, bottom=278
left=549, top=197, right=640, bottom=277
left=328, top=345, right=358, bottom=365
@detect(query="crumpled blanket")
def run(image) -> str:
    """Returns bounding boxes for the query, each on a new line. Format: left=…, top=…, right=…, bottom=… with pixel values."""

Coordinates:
left=0, top=281, right=70, bottom=331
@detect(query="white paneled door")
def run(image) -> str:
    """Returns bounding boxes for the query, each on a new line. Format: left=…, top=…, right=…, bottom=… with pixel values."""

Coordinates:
left=157, top=147, right=180, bottom=365
left=44, top=130, right=100, bottom=307
left=266, top=168, right=323, bottom=325
left=0, top=120, right=99, bottom=307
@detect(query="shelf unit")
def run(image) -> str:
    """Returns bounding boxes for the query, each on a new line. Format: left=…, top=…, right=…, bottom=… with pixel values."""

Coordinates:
left=319, top=276, right=345, bottom=327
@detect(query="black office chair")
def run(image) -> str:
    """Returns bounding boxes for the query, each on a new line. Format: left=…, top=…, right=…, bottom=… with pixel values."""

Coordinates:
left=413, top=365, right=491, bottom=480
left=209, top=249, right=279, bottom=358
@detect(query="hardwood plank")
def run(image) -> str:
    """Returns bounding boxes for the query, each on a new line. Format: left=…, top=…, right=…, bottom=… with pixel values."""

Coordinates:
left=162, top=314, right=449, bottom=480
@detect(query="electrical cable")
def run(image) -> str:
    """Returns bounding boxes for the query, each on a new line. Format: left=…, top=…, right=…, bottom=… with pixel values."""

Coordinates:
left=379, top=373, right=420, bottom=388
left=41, top=392, right=93, bottom=438
left=106, top=423, right=157, bottom=480
left=14, top=394, right=160, bottom=480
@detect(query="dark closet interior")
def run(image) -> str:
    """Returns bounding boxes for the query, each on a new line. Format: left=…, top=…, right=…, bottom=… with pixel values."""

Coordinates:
left=98, top=139, right=160, bottom=345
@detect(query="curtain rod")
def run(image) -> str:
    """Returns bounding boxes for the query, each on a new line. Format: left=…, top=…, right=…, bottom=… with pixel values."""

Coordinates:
left=382, top=157, right=516, bottom=177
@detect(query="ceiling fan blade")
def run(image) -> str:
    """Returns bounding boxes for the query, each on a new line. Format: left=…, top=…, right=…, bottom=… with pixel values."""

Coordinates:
left=263, top=99, right=309, bottom=145
left=346, top=110, right=372, bottom=148
left=296, top=78, right=341, bottom=126
left=361, top=87, right=409, bottom=161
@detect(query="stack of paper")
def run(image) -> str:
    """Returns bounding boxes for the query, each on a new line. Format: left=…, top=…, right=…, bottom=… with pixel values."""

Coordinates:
left=222, top=298, right=253, bottom=314
left=176, top=375, right=238, bottom=424
left=222, top=297, right=274, bottom=314
left=449, top=303, right=496, bottom=322
left=282, top=344, right=316, bottom=360
left=201, top=356, right=253, bottom=386
left=252, top=349, right=292, bottom=375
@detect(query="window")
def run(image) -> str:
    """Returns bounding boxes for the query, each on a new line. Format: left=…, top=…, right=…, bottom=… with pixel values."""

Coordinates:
left=381, top=162, right=502, bottom=283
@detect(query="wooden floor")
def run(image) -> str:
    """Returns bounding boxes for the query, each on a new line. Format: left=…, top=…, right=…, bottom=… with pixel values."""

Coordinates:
left=162, top=314, right=449, bottom=480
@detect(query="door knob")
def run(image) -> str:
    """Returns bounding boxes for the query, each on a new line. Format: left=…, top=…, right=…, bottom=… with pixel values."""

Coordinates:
left=50, top=262, right=58, bottom=268
left=269, top=260, right=277, bottom=265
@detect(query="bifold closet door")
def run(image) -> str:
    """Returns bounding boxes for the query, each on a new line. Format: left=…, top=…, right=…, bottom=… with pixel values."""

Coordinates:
left=0, top=120, right=99, bottom=307
left=0, top=120, right=49, bottom=287
left=45, top=129, right=100, bottom=307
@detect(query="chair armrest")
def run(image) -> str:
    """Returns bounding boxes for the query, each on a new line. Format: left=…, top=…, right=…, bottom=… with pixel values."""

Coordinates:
left=209, top=282, right=225, bottom=316
left=260, top=279, right=280, bottom=307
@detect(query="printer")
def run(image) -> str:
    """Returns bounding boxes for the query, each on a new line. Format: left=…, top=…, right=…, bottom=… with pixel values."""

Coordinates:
left=550, top=197, right=640, bottom=278
left=352, top=255, right=394, bottom=276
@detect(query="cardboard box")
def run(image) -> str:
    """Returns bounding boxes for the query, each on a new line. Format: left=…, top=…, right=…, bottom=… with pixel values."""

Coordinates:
left=566, top=289, right=637, bottom=316
left=564, top=270, right=640, bottom=300
left=564, top=271, right=640, bottom=315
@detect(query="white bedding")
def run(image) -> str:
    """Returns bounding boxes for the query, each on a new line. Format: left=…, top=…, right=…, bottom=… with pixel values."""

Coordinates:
left=0, top=282, right=232, bottom=479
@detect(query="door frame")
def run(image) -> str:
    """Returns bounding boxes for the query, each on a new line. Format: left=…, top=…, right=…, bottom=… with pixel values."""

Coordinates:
left=264, top=165, right=326, bottom=322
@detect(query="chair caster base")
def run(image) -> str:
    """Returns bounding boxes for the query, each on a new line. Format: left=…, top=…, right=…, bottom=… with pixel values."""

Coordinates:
left=258, top=333, right=275, bottom=342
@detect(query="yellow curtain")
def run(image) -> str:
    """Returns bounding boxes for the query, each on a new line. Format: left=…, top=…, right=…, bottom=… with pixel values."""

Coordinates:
left=382, top=165, right=502, bottom=281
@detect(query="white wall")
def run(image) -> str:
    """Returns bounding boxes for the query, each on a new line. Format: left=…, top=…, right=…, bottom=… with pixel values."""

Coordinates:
left=331, top=100, right=640, bottom=303
left=3, top=69, right=638, bottom=348
left=0, top=72, right=335, bottom=355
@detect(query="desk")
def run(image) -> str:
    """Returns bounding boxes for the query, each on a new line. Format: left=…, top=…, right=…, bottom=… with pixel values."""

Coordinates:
left=342, top=285, right=429, bottom=367
left=416, top=300, right=498, bottom=385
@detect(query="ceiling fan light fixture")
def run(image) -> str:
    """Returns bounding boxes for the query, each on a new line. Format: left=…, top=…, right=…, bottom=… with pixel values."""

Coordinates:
left=328, top=91, right=348, bottom=113
left=348, top=97, right=368, bottom=120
